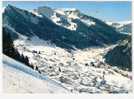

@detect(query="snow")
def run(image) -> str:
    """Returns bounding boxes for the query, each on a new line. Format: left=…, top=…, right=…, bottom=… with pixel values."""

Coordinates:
left=2, top=7, right=5, bottom=13
left=50, top=11, right=77, bottom=30
left=81, top=19, right=96, bottom=26
left=106, top=21, right=131, bottom=28
left=3, top=5, right=133, bottom=94
left=29, top=10, right=43, bottom=18
left=14, top=36, right=54, bottom=47
left=64, top=8, right=80, bottom=19
left=54, top=9, right=66, bottom=15
left=50, top=8, right=96, bottom=30
left=117, top=21, right=131, bottom=25
left=67, top=22, right=77, bottom=30
left=67, top=14, right=79, bottom=19
left=105, top=21, right=132, bottom=35
left=31, top=8, right=78, bottom=30
left=50, top=13, right=61, bottom=24
left=3, top=55, right=70, bottom=93
left=13, top=36, right=133, bottom=93
left=63, top=8, right=78, bottom=11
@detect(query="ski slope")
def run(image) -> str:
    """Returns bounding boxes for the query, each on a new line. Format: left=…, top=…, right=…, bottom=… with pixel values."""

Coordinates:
left=3, top=55, right=70, bottom=93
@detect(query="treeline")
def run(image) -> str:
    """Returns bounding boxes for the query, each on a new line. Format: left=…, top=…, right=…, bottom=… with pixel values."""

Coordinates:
left=3, top=27, right=34, bottom=69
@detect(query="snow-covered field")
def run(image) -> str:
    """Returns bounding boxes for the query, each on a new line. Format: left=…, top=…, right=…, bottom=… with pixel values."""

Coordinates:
left=3, top=55, right=70, bottom=93
left=11, top=36, right=133, bottom=93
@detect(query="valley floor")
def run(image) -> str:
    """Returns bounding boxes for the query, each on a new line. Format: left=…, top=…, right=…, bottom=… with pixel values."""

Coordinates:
left=4, top=36, right=132, bottom=93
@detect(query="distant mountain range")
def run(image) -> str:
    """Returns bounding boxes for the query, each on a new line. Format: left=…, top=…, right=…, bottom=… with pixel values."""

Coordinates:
left=106, top=21, right=132, bottom=34
left=3, top=5, right=126, bottom=49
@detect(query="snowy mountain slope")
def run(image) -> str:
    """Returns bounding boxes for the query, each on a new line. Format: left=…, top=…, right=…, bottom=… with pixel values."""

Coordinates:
left=118, top=23, right=132, bottom=34
left=3, top=5, right=125, bottom=49
left=13, top=37, right=133, bottom=93
left=3, top=55, right=70, bottom=93
left=34, top=7, right=79, bottom=30
left=106, top=21, right=132, bottom=34
left=106, top=21, right=131, bottom=28
left=34, top=6, right=126, bottom=43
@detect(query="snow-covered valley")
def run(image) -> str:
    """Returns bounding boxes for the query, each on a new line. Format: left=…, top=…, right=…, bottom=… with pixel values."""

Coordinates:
left=12, top=36, right=132, bottom=93
left=2, top=4, right=132, bottom=94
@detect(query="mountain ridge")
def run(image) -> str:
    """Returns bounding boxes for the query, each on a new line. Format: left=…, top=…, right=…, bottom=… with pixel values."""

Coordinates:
left=3, top=4, right=125, bottom=50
